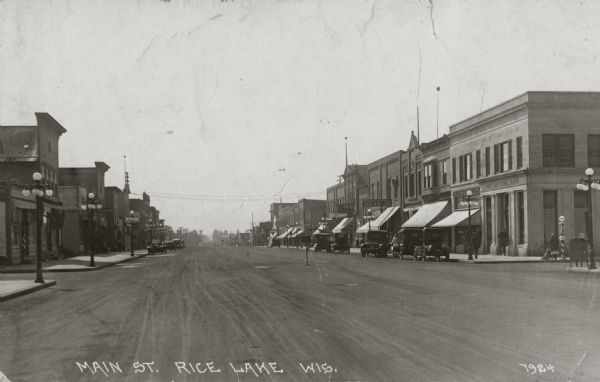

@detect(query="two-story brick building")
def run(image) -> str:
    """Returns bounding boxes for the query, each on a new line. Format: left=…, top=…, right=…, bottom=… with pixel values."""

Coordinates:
left=59, top=162, right=110, bottom=255
left=0, top=113, right=66, bottom=265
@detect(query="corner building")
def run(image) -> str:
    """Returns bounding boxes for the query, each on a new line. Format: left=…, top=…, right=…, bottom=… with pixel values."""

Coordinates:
left=448, top=91, right=600, bottom=256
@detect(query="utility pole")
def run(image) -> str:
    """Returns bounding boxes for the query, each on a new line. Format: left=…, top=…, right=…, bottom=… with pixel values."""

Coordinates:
left=251, top=213, right=255, bottom=247
left=436, top=86, right=441, bottom=139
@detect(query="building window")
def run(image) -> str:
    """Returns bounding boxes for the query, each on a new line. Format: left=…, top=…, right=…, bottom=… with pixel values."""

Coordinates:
left=48, top=140, right=52, bottom=152
left=543, top=134, right=574, bottom=167
left=371, top=184, right=375, bottom=198
left=574, top=190, right=589, bottom=238
left=476, top=150, right=481, bottom=178
left=485, top=147, right=490, bottom=176
left=516, top=136, right=523, bottom=169
left=517, top=191, right=524, bottom=244
left=494, top=140, right=512, bottom=173
left=589, top=134, right=600, bottom=167
left=459, top=153, right=472, bottom=182
left=452, top=158, right=456, bottom=183
left=0, top=140, right=3, bottom=154
left=424, top=164, right=431, bottom=189
left=543, top=190, right=558, bottom=242
left=393, top=177, right=399, bottom=199
left=409, top=174, right=415, bottom=197
left=441, top=160, right=448, bottom=185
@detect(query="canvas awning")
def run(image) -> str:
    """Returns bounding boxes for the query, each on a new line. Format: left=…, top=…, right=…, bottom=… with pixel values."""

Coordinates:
left=276, top=227, right=295, bottom=239
left=401, top=201, right=450, bottom=228
left=332, top=217, right=355, bottom=233
left=432, top=209, right=481, bottom=228
left=357, top=206, right=401, bottom=233
left=291, top=229, right=305, bottom=238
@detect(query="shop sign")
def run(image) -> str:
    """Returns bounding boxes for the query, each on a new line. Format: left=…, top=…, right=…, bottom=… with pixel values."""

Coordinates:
left=483, top=175, right=524, bottom=191
left=362, top=199, right=392, bottom=208
left=454, top=196, right=480, bottom=210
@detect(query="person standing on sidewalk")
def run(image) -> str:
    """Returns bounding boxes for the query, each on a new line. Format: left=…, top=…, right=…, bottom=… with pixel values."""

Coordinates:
left=497, top=228, right=508, bottom=255
left=471, top=230, right=481, bottom=259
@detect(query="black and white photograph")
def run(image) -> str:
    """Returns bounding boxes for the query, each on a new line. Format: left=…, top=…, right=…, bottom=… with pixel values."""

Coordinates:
left=1, top=0, right=600, bottom=381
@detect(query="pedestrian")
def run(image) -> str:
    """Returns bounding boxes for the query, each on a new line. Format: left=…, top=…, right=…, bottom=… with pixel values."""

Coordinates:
left=497, top=228, right=508, bottom=255
left=471, top=230, right=481, bottom=259
left=549, top=232, right=559, bottom=260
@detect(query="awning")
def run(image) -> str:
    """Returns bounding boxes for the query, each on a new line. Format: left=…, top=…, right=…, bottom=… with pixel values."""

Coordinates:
left=432, top=209, right=481, bottom=228
left=291, top=229, right=305, bottom=238
left=276, top=227, right=295, bottom=239
left=332, top=217, right=356, bottom=233
left=401, top=201, right=450, bottom=228
left=357, top=206, right=401, bottom=233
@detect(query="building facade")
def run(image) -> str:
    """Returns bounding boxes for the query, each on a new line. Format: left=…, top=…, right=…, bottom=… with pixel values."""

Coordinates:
left=0, top=113, right=66, bottom=264
left=448, top=91, right=600, bottom=256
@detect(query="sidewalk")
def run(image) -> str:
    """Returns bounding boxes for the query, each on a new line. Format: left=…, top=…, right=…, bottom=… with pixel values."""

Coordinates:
left=0, top=250, right=148, bottom=274
left=0, top=279, right=56, bottom=302
left=566, top=266, right=600, bottom=275
left=283, top=246, right=558, bottom=264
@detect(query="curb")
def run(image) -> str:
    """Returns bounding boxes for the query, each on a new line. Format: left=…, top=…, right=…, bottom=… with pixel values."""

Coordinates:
left=0, top=253, right=149, bottom=274
left=0, top=280, right=57, bottom=302
left=566, top=267, right=600, bottom=275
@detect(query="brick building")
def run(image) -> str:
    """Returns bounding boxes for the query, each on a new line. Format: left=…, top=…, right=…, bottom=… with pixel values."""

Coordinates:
left=0, top=113, right=66, bottom=265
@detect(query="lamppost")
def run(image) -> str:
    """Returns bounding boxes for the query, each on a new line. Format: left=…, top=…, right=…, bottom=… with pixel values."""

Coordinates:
left=576, top=168, right=600, bottom=269
left=365, top=208, right=373, bottom=232
left=125, top=210, right=139, bottom=257
left=21, top=172, right=54, bottom=284
left=466, top=190, right=473, bottom=261
left=81, top=192, right=102, bottom=267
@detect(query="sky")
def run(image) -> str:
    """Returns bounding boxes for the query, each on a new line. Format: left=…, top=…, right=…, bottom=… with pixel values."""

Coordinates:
left=1, top=0, right=600, bottom=234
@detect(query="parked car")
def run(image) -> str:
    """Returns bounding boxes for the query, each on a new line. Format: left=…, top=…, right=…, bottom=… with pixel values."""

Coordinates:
left=392, top=228, right=422, bottom=259
left=331, top=232, right=351, bottom=254
left=148, top=240, right=166, bottom=254
left=414, top=227, right=450, bottom=261
left=313, top=233, right=333, bottom=253
left=360, top=230, right=390, bottom=258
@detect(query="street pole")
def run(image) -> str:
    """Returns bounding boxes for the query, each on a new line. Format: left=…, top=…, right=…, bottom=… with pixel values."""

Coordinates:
left=586, top=171, right=596, bottom=269
left=35, top=193, right=44, bottom=283
left=89, top=208, right=95, bottom=267
left=130, top=223, right=134, bottom=257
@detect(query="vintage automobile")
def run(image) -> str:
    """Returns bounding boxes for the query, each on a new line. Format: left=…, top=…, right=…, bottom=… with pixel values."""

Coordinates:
left=147, top=240, right=166, bottom=254
left=414, top=227, right=450, bottom=261
left=331, top=232, right=351, bottom=254
left=392, top=228, right=423, bottom=259
left=360, top=230, right=390, bottom=258
left=313, top=232, right=334, bottom=253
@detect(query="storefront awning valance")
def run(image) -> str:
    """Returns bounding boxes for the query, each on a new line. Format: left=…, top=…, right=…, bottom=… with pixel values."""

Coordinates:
left=432, top=209, right=481, bottom=228
left=291, top=229, right=305, bottom=238
left=357, top=206, right=401, bottom=233
left=332, top=217, right=355, bottom=233
left=401, top=201, right=450, bottom=228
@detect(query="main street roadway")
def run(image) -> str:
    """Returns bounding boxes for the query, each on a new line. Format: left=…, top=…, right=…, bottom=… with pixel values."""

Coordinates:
left=1, top=246, right=599, bottom=382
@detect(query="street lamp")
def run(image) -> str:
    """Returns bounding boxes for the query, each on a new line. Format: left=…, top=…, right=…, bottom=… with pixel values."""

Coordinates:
left=125, top=210, right=139, bottom=256
left=21, top=172, right=54, bottom=284
left=576, top=168, right=600, bottom=269
left=466, top=190, right=473, bottom=261
left=81, top=192, right=102, bottom=267
left=365, top=208, right=373, bottom=232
